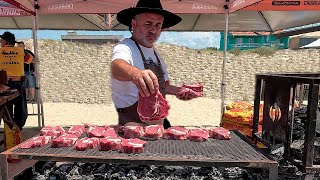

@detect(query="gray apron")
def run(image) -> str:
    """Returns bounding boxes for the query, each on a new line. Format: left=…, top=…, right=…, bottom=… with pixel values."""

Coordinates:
left=117, top=39, right=166, bottom=125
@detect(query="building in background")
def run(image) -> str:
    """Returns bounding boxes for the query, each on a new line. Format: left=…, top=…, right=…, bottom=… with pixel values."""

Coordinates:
left=219, top=32, right=289, bottom=51
left=289, top=31, right=320, bottom=49
left=61, top=31, right=123, bottom=44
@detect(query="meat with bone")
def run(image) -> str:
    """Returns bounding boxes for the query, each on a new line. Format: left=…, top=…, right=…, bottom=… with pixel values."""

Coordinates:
left=51, top=133, right=78, bottom=148
left=144, top=125, right=164, bottom=139
left=75, top=137, right=100, bottom=151
left=40, top=126, right=65, bottom=138
left=121, top=138, right=147, bottom=154
left=209, top=127, right=231, bottom=140
left=137, top=89, right=170, bottom=122
left=176, top=83, right=203, bottom=99
left=187, top=128, right=209, bottom=142
left=163, top=126, right=188, bottom=140
left=67, top=125, right=85, bottom=137
left=124, top=126, right=145, bottom=139
left=20, top=136, right=51, bottom=149
left=100, top=137, right=123, bottom=151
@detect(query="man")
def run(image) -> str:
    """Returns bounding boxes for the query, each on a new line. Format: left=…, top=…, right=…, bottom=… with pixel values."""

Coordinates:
left=17, top=41, right=36, bottom=102
left=111, top=0, right=198, bottom=128
left=0, top=31, right=31, bottom=130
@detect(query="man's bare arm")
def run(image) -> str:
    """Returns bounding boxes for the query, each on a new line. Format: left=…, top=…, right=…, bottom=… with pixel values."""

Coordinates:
left=111, top=59, right=159, bottom=97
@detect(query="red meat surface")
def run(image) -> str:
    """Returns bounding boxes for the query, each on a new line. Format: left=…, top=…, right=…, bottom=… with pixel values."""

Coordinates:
left=144, top=125, right=164, bottom=139
left=100, top=137, right=123, bottom=151
left=104, top=127, right=118, bottom=138
left=75, top=137, right=100, bottom=151
left=163, top=126, right=188, bottom=140
left=87, top=126, right=107, bottom=138
left=187, top=128, right=209, bottom=142
left=209, top=127, right=231, bottom=140
left=40, top=126, right=65, bottom=138
left=176, top=83, right=203, bottom=99
left=137, top=89, right=170, bottom=122
left=110, top=125, right=124, bottom=134
left=121, top=138, right=147, bottom=154
left=51, top=133, right=78, bottom=148
left=20, top=136, right=51, bottom=149
left=67, top=125, right=85, bottom=137
left=124, top=126, right=145, bottom=139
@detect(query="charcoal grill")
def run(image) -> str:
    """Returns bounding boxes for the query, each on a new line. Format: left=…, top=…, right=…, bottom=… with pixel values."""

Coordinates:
left=1, top=130, right=277, bottom=180
left=252, top=72, right=320, bottom=178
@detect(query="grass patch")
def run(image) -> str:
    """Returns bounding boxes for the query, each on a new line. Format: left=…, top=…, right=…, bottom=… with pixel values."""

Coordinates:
left=228, top=48, right=241, bottom=56
left=248, top=46, right=277, bottom=56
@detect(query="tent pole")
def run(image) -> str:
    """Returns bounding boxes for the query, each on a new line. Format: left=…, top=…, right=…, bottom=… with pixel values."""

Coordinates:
left=220, top=5, right=229, bottom=123
left=32, top=0, right=44, bottom=127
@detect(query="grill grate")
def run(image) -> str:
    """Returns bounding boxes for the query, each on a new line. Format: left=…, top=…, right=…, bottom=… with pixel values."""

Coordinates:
left=11, top=131, right=274, bottom=167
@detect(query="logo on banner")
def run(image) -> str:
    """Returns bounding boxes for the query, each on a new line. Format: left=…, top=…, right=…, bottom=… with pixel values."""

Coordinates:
left=272, top=1, right=300, bottom=6
left=304, top=1, right=320, bottom=5
left=0, top=7, right=21, bottom=16
left=48, top=3, right=74, bottom=10
left=232, top=0, right=246, bottom=8
left=192, top=3, right=218, bottom=10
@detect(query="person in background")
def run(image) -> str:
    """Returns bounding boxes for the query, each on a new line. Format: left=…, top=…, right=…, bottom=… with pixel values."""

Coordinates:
left=16, top=41, right=36, bottom=102
left=0, top=31, right=32, bottom=130
left=111, top=0, right=198, bottom=128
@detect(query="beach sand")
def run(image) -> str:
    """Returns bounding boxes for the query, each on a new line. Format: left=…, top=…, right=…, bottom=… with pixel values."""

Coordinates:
left=25, top=96, right=223, bottom=128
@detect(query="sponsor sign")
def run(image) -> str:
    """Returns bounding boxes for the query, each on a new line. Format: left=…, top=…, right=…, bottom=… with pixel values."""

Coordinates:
left=0, top=47, right=24, bottom=76
left=245, top=0, right=320, bottom=10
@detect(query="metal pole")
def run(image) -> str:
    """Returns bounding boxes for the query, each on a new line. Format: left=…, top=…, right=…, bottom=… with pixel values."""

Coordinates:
left=220, top=4, right=229, bottom=122
left=32, top=0, right=44, bottom=127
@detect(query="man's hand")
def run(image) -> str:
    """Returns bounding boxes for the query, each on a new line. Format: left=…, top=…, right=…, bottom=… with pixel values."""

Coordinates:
left=132, top=69, right=159, bottom=97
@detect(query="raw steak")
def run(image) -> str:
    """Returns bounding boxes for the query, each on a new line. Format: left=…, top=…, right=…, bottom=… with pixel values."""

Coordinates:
left=187, top=128, right=209, bottom=142
left=121, top=138, right=147, bottom=154
left=144, top=125, right=164, bottom=139
left=75, top=137, right=100, bottom=151
left=104, top=127, right=118, bottom=138
left=110, top=125, right=124, bottom=134
left=67, top=125, right=85, bottom=137
left=87, top=126, right=107, bottom=138
left=51, top=133, right=78, bottom=148
left=20, top=136, right=51, bottom=149
left=124, top=126, right=145, bottom=139
left=40, top=126, right=65, bottom=138
left=100, top=137, right=123, bottom=151
left=163, top=126, right=188, bottom=140
left=137, top=89, right=170, bottom=122
left=176, top=83, right=203, bottom=99
left=209, top=127, right=231, bottom=140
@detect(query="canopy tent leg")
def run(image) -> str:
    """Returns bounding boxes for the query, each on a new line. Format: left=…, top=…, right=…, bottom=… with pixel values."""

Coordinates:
left=32, top=0, right=44, bottom=127
left=220, top=4, right=229, bottom=122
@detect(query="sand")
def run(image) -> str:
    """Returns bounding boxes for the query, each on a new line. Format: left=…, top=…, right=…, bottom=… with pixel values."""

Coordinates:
left=25, top=96, right=223, bottom=128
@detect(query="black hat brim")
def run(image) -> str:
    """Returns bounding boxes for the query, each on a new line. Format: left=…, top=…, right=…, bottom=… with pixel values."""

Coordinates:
left=117, top=7, right=182, bottom=29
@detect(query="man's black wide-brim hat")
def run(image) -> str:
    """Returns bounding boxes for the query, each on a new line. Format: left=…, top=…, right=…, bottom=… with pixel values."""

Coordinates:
left=117, top=0, right=182, bottom=29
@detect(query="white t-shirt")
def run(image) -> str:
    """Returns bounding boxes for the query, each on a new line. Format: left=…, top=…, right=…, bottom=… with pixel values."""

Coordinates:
left=111, top=38, right=169, bottom=108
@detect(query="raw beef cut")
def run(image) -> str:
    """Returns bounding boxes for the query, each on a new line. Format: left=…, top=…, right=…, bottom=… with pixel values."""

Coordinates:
left=51, top=133, right=78, bottom=148
left=163, top=126, right=188, bottom=140
left=100, top=137, right=123, bottom=151
left=121, top=138, right=147, bottom=153
left=124, top=126, right=145, bottom=139
left=209, top=127, right=231, bottom=140
left=187, top=128, right=209, bottom=142
left=67, top=125, right=85, bottom=137
left=110, top=125, right=124, bottom=134
left=75, top=137, right=100, bottom=151
left=20, top=136, right=51, bottom=149
left=87, top=126, right=107, bottom=138
left=104, top=127, right=118, bottom=138
left=176, top=83, right=203, bottom=99
left=40, top=126, right=65, bottom=138
left=144, top=125, right=164, bottom=139
left=137, top=89, right=170, bottom=122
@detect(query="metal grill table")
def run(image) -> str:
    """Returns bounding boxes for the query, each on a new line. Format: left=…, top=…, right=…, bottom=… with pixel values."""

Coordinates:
left=1, top=131, right=278, bottom=179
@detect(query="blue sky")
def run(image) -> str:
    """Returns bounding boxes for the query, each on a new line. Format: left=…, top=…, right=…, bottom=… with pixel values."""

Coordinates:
left=0, top=30, right=221, bottom=49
